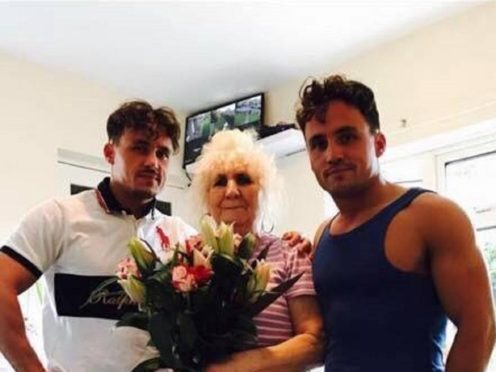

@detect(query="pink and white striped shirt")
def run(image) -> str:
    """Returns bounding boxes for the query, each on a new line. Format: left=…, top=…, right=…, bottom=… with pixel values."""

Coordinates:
left=252, top=233, right=316, bottom=347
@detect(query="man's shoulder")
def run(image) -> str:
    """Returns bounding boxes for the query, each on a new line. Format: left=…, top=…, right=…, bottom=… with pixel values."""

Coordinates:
left=407, top=190, right=462, bottom=217
left=52, top=189, right=99, bottom=213
left=404, top=190, right=472, bottom=245
left=63, top=188, right=97, bottom=202
left=21, top=190, right=95, bottom=218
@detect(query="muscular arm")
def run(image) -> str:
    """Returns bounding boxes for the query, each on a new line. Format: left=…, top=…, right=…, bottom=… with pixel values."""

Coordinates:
left=424, top=196, right=496, bottom=372
left=0, top=253, right=45, bottom=372
left=206, top=296, right=324, bottom=372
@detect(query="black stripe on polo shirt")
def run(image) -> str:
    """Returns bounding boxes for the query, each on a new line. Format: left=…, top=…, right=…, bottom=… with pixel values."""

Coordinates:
left=97, top=177, right=129, bottom=214
left=96, top=177, right=156, bottom=218
left=0, top=246, right=42, bottom=278
left=54, top=273, right=139, bottom=319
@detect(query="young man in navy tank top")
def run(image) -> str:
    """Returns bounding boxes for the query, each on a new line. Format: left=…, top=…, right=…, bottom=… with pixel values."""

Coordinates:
left=295, top=75, right=495, bottom=372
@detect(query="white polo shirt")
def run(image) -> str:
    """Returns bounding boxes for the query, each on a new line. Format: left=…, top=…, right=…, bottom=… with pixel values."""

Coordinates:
left=1, top=178, right=196, bottom=372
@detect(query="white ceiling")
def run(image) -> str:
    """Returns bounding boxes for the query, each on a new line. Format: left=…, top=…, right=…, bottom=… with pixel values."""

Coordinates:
left=0, top=1, right=478, bottom=114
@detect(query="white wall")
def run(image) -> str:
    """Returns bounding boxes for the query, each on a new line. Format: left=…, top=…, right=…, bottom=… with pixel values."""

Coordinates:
left=0, top=53, right=126, bottom=240
left=265, top=2, right=496, bottom=237
left=0, top=52, right=196, bottom=241
left=3, top=2, right=496, bottom=241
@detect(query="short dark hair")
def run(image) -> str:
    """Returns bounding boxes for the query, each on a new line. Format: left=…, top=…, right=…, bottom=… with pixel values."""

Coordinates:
left=296, top=75, right=380, bottom=134
left=107, top=100, right=181, bottom=153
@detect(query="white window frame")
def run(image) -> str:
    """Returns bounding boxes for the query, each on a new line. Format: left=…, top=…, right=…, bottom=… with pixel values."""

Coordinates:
left=435, top=136, right=496, bottom=196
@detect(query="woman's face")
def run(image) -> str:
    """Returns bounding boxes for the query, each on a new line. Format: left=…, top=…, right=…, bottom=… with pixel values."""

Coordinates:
left=207, top=165, right=261, bottom=235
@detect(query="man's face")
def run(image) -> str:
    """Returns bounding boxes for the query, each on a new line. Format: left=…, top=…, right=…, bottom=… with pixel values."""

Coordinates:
left=104, top=128, right=173, bottom=200
left=304, top=100, right=385, bottom=198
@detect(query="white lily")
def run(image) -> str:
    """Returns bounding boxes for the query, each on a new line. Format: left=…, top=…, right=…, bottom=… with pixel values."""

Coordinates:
left=218, top=222, right=235, bottom=257
left=200, top=215, right=219, bottom=252
left=247, top=260, right=271, bottom=301
left=118, top=275, right=146, bottom=304
left=254, top=260, right=271, bottom=292
left=193, top=248, right=212, bottom=269
left=128, top=238, right=155, bottom=271
left=201, top=244, right=214, bottom=257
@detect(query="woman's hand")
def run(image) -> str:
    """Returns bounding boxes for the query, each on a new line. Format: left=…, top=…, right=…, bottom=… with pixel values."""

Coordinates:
left=205, top=295, right=324, bottom=372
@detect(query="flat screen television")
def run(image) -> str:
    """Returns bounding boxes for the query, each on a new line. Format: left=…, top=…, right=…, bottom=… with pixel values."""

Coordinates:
left=183, top=93, right=264, bottom=167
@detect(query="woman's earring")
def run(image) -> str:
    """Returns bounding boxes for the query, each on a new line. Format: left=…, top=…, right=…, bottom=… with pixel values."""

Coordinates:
left=261, top=213, right=274, bottom=233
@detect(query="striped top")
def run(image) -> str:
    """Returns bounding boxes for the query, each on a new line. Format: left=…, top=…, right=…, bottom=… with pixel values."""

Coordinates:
left=252, top=233, right=316, bottom=347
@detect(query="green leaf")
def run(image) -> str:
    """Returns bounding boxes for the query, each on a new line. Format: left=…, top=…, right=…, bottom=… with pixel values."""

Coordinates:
left=190, top=287, right=209, bottom=310
left=228, top=329, right=258, bottom=351
left=252, top=246, right=269, bottom=268
left=237, top=235, right=254, bottom=260
left=116, top=312, right=149, bottom=331
left=146, top=280, right=176, bottom=311
left=211, top=254, right=242, bottom=277
left=149, top=312, right=175, bottom=366
left=178, top=312, right=198, bottom=349
left=140, top=239, right=159, bottom=260
left=129, top=238, right=156, bottom=274
left=149, top=267, right=170, bottom=286
left=200, top=215, right=219, bottom=252
left=233, top=313, right=258, bottom=335
left=248, top=272, right=304, bottom=316
left=132, top=357, right=162, bottom=372
left=218, top=223, right=235, bottom=257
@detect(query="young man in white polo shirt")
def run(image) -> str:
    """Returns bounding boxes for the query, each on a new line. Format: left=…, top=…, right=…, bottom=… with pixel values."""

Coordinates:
left=0, top=101, right=196, bottom=371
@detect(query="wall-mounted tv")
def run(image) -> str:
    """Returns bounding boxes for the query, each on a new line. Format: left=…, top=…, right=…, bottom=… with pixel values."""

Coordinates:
left=183, top=93, right=264, bottom=167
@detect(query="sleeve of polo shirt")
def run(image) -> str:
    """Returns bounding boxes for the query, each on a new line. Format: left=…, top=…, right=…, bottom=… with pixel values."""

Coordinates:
left=1, top=199, right=65, bottom=278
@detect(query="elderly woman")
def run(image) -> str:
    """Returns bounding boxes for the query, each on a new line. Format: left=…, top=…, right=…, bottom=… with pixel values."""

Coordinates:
left=191, top=129, right=323, bottom=372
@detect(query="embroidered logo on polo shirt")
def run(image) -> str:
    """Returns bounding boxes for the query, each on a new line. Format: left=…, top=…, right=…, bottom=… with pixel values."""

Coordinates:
left=54, top=273, right=138, bottom=319
left=156, top=226, right=170, bottom=248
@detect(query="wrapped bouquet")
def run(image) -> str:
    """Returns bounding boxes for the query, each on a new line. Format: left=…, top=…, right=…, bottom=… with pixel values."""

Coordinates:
left=93, top=216, right=302, bottom=372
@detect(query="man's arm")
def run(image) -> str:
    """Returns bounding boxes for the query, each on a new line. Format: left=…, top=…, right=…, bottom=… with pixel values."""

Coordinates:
left=0, top=253, right=45, bottom=372
left=206, top=296, right=324, bottom=372
left=281, top=231, right=312, bottom=256
left=423, top=196, right=496, bottom=372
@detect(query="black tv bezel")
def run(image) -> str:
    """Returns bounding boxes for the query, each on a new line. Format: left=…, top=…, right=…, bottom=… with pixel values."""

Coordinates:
left=182, top=92, right=264, bottom=169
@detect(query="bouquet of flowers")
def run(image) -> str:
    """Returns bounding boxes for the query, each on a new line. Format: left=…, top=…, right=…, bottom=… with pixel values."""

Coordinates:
left=94, top=216, right=302, bottom=372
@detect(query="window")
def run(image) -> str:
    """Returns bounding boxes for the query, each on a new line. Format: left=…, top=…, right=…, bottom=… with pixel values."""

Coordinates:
left=381, top=155, right=425, bottom=188
left=441, top=149, right=496, bottom=295
left=437, top=143, right=496, bottom=369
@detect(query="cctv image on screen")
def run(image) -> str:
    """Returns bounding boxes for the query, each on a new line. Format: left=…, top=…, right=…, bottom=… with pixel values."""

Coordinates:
left=185, top=103, right=235, bottom=143
left=211, top=103, right=235, bottom=134
left=183, top=103, right=237, bottom=166
left=234, top=96, right=262, bottom=129
left=185, top=112, right=210, bottom=143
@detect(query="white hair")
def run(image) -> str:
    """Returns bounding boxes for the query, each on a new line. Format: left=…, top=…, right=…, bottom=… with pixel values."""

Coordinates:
left=190, top=129, right=282, bottom=232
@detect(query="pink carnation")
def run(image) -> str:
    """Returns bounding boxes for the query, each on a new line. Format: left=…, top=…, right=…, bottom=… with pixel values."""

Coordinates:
left=116, top=257, right=140, bottom=280
left=172, top=265, right=196, bottom=292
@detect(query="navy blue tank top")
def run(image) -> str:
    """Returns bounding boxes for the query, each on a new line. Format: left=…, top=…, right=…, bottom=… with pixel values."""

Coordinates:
left=313, top=188, right=447, bottom=372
